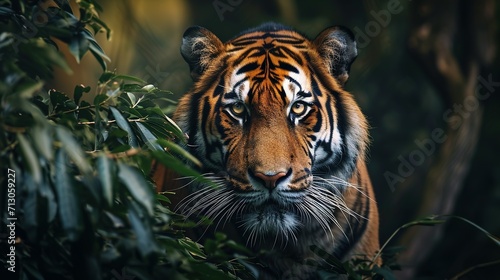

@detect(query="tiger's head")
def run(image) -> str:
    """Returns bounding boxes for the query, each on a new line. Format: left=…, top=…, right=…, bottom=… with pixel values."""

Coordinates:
left=175, top=23, right=369, bottom=244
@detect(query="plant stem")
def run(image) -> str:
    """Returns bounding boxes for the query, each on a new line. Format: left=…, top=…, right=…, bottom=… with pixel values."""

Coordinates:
left=78, top=117, right=147, bottom=125
left=450, top=259, right=500, bottom=280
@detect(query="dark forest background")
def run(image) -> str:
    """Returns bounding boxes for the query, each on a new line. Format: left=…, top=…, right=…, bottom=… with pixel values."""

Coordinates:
left=46, top=0, right=500, bottom=278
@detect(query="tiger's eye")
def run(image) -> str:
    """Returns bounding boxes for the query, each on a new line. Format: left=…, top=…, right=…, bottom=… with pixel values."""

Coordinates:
left=291, top=102, right=307, bottom=116
left=230, top=102, right=246, bottom=116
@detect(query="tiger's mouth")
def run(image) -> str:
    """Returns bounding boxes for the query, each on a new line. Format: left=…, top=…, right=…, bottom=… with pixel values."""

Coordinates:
left=239, top=197, right=301, bottom=242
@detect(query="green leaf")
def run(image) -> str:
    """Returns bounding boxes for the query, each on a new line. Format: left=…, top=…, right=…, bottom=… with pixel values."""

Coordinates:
left=49, top=90, right=70, bottom=109
left=98, top=71, right=116, bottom=84
left=127, top=92, right=137, bottom=105
left=56, top=126, right=92, bottom=174
left=93, top=93, right=108, bottom=105
left=17, top=38, right=72, bottom=76
left=21, top=175, right=42, bottom=241
left=310, top=245, right=347, bottom=274
left=179, top=238, right=207, bottom=259
left=0, top=7, right=14, bottom=16
left=372, top=265, right=396, bottom=280
left=157, top=138, right=202, bottom=168
left=17, top=133, right=42, bottom=183
left=96, top=154, right=115, bottom=207
left=128, top=206, right=156, bottom=258
left=403, top=215, right=446, bottom=227
left=122, top=84, right=146, bottom=92
left=73, top=84, right=91, bottom=105
left=90, top=48, right=107, bottom=71
left=86, top=31, right=110, bottom=62
left=118, top=163, right=154, bottom=215
left=55, top=0, right=73, bottom=13
left=164, top=114, right=186, bottom=142
left=55, top=148, right=83, bottom=241
left=91, top=16, right=112, bottom=40
left=110, top=106, right=138, bottom=148
left=135, top=122, right=163, bottom=152
left=448, top=215, right=500, bottom=246
left=114, top=74, right=147, bottom=84
left=69, top=32, right=90, bottom=63
left=30, top=125, right=54, bottom=161
left=155, top=193, right=171, bottom=204
left=39, top=173, right=57, bottom=224
left=151, top=150, right=206, bottom=184
left=187, top=262, right=233, bottom=280
left=16, top=80, right=44, bottom=99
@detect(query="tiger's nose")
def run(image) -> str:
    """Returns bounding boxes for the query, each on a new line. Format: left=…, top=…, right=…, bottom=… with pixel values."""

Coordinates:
left=250, top=170, right=290, bottom=189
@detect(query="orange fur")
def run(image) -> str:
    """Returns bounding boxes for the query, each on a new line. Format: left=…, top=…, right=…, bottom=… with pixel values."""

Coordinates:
left=153, top=23, right=380, bottom=278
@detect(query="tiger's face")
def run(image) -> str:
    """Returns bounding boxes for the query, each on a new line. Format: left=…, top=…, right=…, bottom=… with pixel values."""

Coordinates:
left=175, top=23, right=368, bottom=244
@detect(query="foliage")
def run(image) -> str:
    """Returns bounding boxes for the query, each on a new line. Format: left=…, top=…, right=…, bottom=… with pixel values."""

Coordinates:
left=0, top=1, right=249, bottom=279
left=2, top=1, right=498, bottom=279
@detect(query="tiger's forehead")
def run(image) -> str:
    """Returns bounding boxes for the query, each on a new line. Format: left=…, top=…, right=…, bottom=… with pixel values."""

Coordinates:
left=227, top=30, right=309, bottom=50
left=227, top=67, right=310, bottom=102
left=224, top=31, right=312, bottom=102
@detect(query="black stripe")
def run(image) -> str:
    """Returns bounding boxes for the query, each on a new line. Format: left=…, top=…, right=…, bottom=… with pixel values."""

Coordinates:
left=278, top=61, right=299, bottom=73
left=282, top=47, right=304, bottom=65
left=233, top=48, right=262, bottom=65
left=200, top=96, right=221, bottom=167
left=334, top=172, right=369, bottom=260
left=212, top=76, right=225, bottom=98
left=187, top=91, right=202, bottom=147
left=310, top=75, right=322, bottom=97
left=237, top=62, right=260, bottom=74
left=231, top=33, right=305, bottom=46
left=297, top=91, right=312, bottom=98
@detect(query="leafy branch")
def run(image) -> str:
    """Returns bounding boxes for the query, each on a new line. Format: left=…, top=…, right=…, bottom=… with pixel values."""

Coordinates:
left=0, top=1, right=249, bottom=279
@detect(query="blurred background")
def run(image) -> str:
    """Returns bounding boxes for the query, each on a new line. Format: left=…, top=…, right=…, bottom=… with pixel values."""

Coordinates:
left=48, top=0, right=500, bottom=278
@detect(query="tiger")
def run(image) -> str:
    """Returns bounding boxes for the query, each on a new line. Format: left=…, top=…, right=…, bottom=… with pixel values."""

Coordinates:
left=153, top=22, right=380, bottom=279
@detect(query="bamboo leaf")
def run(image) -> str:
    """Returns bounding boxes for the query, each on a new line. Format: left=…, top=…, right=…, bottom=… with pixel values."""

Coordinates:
left=118, top=163, right=154, bottom=215
left=17, top=133, right=42, bottom=183
left=128, top=206, right=156, bottom=258
left=21, top=175, right=41, bottom=241
left=151, top=150, right=203, bottom=181
left=164, top=114, right=185, bottom=142
left=87, top=33, right=110, bottom=62
left=30, top=125, right=54, bottom=161
left=68, top=33, right=89, bottom=63
left=156, top=138, right=201, bottom=168
left=56, top=127, right=92, bottom=174
left=179, top=238, right=207, bottom=259
left=448, top=215, right=500, bottom=246
left=89, top=48, right=107, bottom=71
left=110, top=106, right=138, bottom=148
left=96, top=154, right=115, bottom=207
left=55, top=149, right=83, bottom=241
left=113, top=74, right=146, bottom=84
left=135, top=122, right=163, bottom=152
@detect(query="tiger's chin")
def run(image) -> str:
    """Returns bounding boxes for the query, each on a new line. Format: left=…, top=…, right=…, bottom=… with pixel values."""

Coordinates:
left=240, top=202, right=302, bottom=246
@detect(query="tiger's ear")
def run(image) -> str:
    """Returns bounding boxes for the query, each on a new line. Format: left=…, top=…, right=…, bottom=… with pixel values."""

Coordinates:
left=313, top=26, right=357, bottom=86
left=181, top=26, right=224, bottom=80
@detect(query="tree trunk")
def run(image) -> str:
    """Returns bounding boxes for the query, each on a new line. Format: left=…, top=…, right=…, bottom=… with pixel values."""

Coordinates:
left=396, top=0, right=496, bottom=278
